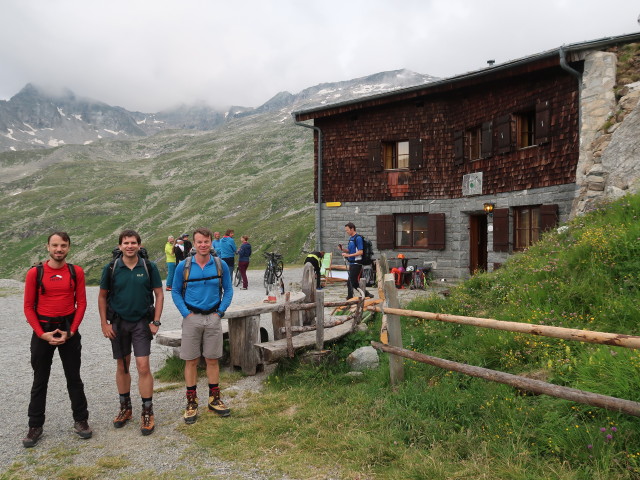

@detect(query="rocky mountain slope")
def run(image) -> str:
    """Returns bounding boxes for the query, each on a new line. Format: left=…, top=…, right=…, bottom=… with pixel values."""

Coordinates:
left=0, top=70, right=437, bottom=153
left=0, top=69, right=437, bottom=283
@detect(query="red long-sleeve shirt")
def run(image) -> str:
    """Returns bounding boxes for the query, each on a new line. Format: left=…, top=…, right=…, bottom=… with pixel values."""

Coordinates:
left=23, top=261, right=87, bottom=337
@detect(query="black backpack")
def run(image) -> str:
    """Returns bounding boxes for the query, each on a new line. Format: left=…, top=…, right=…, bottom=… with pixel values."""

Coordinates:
left=356, top=234, right=374, bottom=266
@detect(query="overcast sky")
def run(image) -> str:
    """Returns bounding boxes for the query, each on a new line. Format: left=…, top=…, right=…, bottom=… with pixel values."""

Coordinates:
left=1, top=0, right=638, bottom=112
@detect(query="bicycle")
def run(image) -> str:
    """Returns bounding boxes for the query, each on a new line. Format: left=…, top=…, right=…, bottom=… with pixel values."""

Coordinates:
left=263, top=252, right=284, bottom=295
left=409, top=266, right=432, bottom=290
left=234, top=265, right=242, bottom=287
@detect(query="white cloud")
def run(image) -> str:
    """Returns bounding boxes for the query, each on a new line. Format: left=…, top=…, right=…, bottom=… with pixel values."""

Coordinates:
left=0, top=0, right=638, bottom=111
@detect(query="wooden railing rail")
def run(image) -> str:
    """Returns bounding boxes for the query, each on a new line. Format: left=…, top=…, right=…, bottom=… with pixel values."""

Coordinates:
left=365, top=306, right=640, bottom=350
left=368, top=260, right=640, bottom=416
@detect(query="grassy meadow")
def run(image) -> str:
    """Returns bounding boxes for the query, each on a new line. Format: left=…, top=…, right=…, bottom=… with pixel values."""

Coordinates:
left=176, top=193, right=640, bottom=479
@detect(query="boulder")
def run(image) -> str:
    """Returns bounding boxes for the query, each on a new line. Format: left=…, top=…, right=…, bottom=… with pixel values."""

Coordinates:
left=346, top=346, right=379, bottom=371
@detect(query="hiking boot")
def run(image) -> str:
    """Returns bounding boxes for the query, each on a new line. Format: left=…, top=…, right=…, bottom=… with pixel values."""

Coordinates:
left=113, top=400, right=132, bottom=428
left=140, top=404, right=155, bottom=436
left=73, top=420, right=93, bottom=439
left=22, top=426, right=43, bottom=448
left=208, top=388, right=230, bottom=417
left=183, top=394, right=198, bottom=424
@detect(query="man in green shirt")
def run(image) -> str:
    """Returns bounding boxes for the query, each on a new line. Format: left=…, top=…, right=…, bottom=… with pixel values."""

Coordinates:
left=98, top=229, right=164, bottom=436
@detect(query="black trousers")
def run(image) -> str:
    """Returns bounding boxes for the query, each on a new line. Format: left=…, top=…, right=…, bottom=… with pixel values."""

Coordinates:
left=28, top=331, right=89, bottom=428
left=304, top=258, right=321, bottom=288
left=347, top=262, right=363, bottom=299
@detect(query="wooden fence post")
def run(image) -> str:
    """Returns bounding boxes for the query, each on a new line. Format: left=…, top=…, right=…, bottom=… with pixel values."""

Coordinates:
left=284, top=292, right=294, bottom=358
left=315, top=288, right=325, bottom=350
left=383, top=273, right=404, bottom=385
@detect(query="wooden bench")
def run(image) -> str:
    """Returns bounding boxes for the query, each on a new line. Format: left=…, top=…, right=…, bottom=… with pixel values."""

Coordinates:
left=156, top=291, right=307, bottom=375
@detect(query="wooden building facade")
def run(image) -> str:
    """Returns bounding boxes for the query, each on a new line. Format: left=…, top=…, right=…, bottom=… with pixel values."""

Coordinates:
left=294, top=34, right=640, bottom=280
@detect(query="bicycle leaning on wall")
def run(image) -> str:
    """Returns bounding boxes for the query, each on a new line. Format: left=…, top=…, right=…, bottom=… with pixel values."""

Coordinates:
left=263, top=252, right=284, bottom=295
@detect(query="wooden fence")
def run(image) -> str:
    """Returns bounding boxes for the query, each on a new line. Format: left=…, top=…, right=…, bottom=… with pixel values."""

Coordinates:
left=368, top=272, right=640, bottom=417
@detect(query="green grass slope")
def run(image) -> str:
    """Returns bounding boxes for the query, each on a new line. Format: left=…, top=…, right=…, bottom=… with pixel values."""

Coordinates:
left=183, top=194, right=640, bottom=479
left=0, top=112, right=315, bottom=284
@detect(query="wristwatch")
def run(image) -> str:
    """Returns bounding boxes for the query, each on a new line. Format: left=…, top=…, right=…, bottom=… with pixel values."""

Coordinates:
left=150, top=320, right=161, bottom=327
left=217, top=311, right=225, bottom=318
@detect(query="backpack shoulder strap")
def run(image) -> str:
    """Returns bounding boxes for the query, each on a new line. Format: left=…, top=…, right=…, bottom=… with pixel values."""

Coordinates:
left=67, top=263, right=77, bottom=289
left=107, top=258, right=118, bottom=295
left=213, top=256, right=224, bottom=300
left=181, top=256, right=193, bottom=299
left=35, top=263, right=45, bottom=295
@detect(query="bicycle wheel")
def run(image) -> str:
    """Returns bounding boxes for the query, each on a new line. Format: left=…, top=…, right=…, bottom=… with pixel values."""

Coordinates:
left=234, top=267, right=242, bottom=287
left=264, top=267, right=275, bottom=291
left=275, top=260, right=284, bottom=279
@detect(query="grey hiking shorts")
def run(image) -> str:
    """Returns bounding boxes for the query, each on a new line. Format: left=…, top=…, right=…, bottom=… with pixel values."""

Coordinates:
left=180, top=312, right=223, bottom=361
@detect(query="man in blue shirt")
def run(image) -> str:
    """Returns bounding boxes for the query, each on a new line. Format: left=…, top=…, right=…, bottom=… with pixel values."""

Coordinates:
left=172, top=227, right=233, bottom=424
left=338, top=222, right=373, bottom=300
left=218, top=229, right=237, bottom=271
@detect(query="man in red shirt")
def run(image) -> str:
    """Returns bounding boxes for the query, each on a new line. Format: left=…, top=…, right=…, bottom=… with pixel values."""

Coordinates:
left=22, top=232, right=91, bottom=447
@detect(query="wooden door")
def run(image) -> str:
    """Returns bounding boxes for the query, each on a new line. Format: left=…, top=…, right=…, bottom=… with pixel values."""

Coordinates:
left=469, top=214, right=488, bottom=274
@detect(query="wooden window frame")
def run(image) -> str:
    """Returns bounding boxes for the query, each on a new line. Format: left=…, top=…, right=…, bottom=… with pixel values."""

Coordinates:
left=383, top=140, right=410, bottom=170
left=466, top=126, right=482, bottom=161
left=395, top=213, right=429, bottom=249
left=513, top=205, right=540, bottom=250
left=376, top=213, right=445, bottom=251
left=516, top=110, right=536, bottom=149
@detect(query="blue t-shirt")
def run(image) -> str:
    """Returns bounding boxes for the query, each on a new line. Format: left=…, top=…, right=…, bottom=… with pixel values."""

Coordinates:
left=347, top=234, right=364, bottom=264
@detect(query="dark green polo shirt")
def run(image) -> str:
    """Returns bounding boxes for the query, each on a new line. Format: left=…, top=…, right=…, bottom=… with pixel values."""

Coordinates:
left=100, top=256, right=162, bottom=322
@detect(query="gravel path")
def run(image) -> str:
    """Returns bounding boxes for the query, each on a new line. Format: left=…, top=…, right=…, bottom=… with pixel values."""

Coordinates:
left=0, top=265, right=428, bottom=478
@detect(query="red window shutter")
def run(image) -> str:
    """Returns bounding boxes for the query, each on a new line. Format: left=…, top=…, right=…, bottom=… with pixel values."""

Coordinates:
left=535, top=100, right=550, bottom=144
left=540, top=204, right=558, bottom=232
left=376, top=215, right=395, bottom=250
left=427, top=213, right=446, bottom=250
left=496, top=114, right=512, bottom=154
left=481, top=121, right=493, bottom=158
left=369, top=141, right=382, bottom=172
left=492, top=208, right=510, bottom=252
left=454, top=130, right=464, bottom=166
left=409, top=138, right=423, bottom=170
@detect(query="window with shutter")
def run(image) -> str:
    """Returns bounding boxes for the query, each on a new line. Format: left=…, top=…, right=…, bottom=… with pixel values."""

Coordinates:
left=382, top=141, right=409, bottom=170
left=408, top=138, right=423, bottom=170
left=454, top=130, right=464, bottom=165
left=496, top=115, right=512, bottom=154
left=540, top=204, right=558, bottom=231
left=395, top=214, right=428, bottom=248
left=492, top=208, right=510, bottom=252
left=481, top=121, right=493, bottom=158
left=516, top=110, right=536, bottom=148
left=465, top=126, right=481, bottom=160
left=376, top=215, right=395, bottom=250
left=369, top=141, right=382, bottom=172
left=535, top=100, right=550, bottom=144
left=427, top=213, right=445, bottom=250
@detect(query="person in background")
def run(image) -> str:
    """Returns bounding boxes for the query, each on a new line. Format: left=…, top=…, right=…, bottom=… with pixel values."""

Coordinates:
left=236, top=235, right=252, bottom=290
left=174, top=238, right=185, bottom=264
left=338, top=222, right=373, bottom=300
left=304, top=251, right=325, bottom=290
left=22, top=231, right=91, bottom=448
left=212, top=231, right=222, bottom=253
left=218, top=229, right=237, bottom=271
left=181, top=233, right=193, bottom=256
left=165, top=235, right=176, bottom=291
